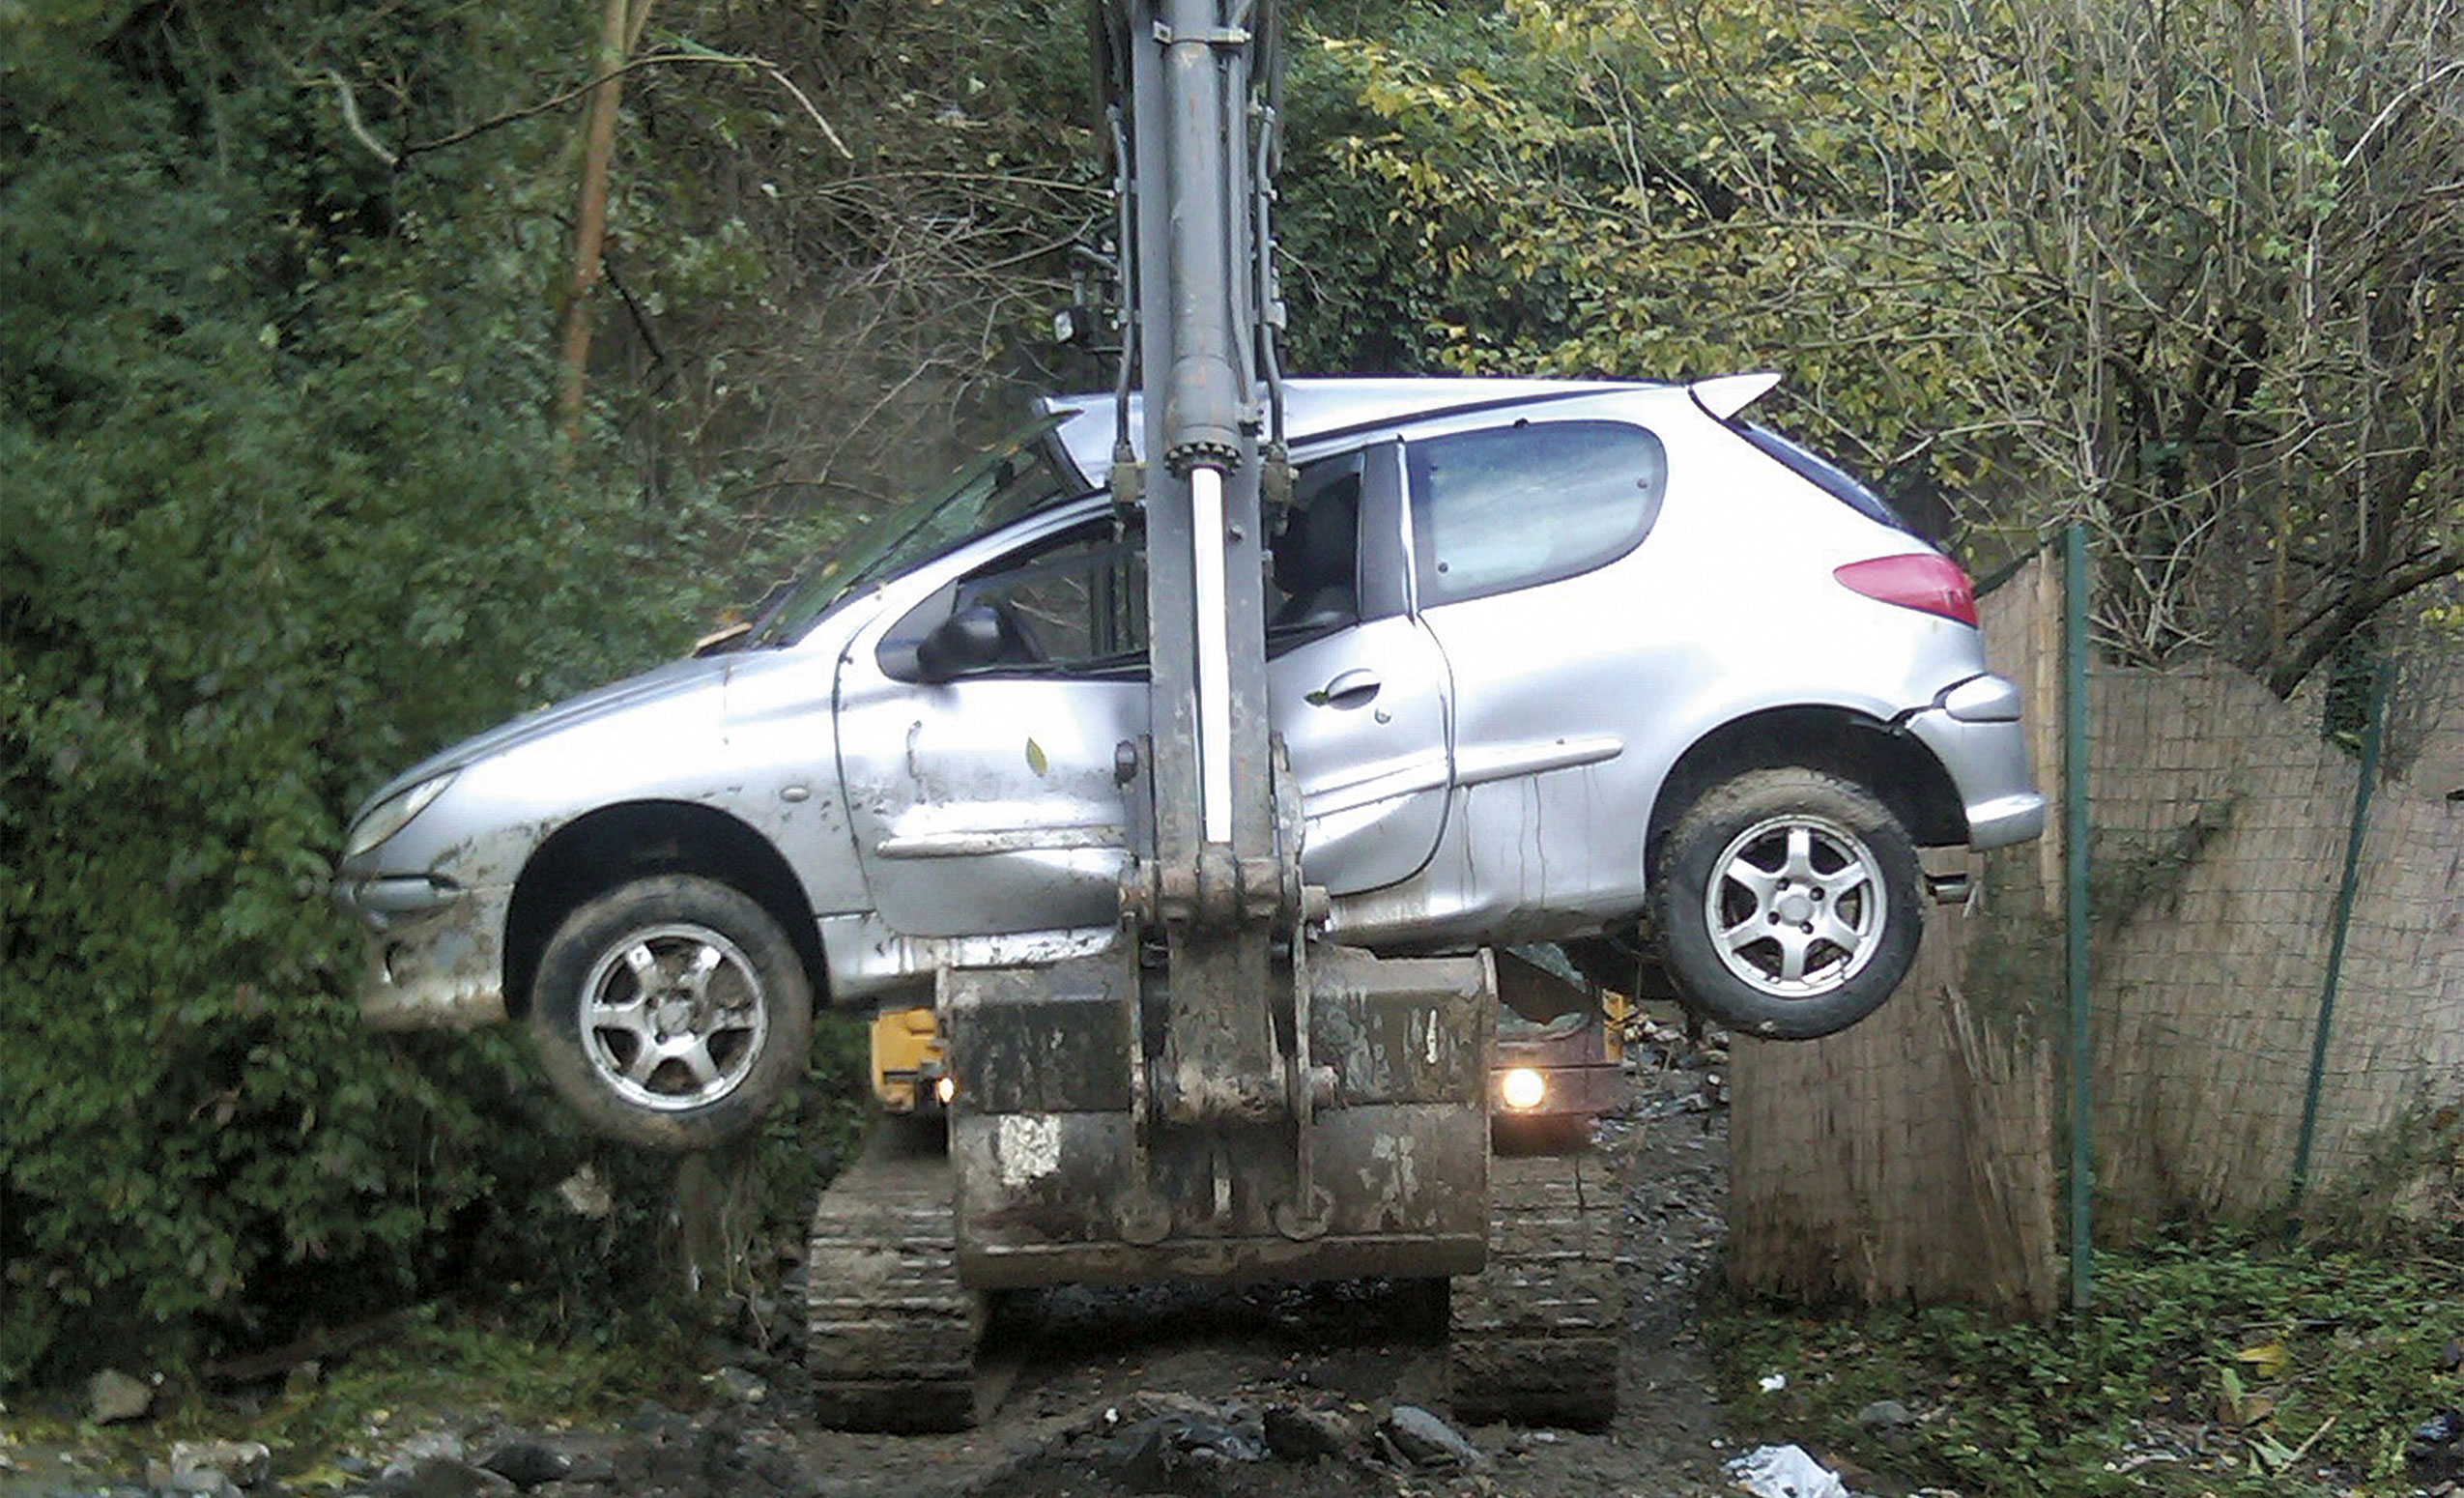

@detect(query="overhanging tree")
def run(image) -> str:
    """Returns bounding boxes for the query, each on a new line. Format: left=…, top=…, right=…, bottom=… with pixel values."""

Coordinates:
left=1295, top=0, right=2464, bottom=693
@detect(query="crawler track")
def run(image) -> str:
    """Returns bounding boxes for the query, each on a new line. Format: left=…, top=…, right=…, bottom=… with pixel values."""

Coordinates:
left=1447, top=1146, right=1624, bottom=1429
left=806, top=1123, right=988, bottom=1432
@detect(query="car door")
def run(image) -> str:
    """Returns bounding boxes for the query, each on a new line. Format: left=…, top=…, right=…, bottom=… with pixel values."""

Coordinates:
left=835, top=511, right=1150, bottom=938
left=1401, top=417, right=1672, bottom=911
left=835, top=446, right=1456, bottom=941
left=1266, top=442, right=1454, bottom=895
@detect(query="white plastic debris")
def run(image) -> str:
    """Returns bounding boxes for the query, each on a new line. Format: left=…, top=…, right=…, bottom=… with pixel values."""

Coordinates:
left=1724, top=1443, right=1849, bottom=1498
left=1758, top=1372, right=1788, bottom=1393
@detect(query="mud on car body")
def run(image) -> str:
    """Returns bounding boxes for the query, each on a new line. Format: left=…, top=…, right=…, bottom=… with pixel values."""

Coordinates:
left=334, top=375, right=2044, bottom=1148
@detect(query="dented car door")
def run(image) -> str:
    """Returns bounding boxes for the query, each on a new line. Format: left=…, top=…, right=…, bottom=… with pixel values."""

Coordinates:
left=836, top=513, right=1148, bottom=938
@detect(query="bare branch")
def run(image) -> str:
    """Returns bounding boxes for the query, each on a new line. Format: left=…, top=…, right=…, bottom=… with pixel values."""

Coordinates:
left=386, top=48, right=853, bottom=162
left=317, top=70, right=398, bottom=167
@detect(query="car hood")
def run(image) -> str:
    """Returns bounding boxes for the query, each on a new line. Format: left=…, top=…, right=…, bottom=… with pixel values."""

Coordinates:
left=351, top=653, right=738, bottom=821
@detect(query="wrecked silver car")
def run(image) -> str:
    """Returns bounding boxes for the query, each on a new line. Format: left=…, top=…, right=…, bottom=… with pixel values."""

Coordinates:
left=335, top=376, right=2044, bottom=1146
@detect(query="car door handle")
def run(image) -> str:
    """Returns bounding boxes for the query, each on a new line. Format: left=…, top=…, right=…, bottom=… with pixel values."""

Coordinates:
left=1306, top=668, right=1383, bottom=709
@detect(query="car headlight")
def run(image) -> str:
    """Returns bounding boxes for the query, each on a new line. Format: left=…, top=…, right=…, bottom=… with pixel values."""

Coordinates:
left=344, top=771, right=457, bottom=859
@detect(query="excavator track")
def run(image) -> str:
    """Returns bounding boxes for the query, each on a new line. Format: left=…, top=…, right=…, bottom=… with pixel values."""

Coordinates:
left=1447, top=1146, right=1624, bottom=1429
left=806, top=1122, right=988, bottom=1433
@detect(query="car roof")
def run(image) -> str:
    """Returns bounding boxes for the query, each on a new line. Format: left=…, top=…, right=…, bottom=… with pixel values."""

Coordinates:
left=1037, top=375, right=1670, bottom=490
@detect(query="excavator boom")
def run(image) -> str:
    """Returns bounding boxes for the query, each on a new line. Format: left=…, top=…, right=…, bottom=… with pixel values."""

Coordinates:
left=808, top=0, right=1621, bottom=1433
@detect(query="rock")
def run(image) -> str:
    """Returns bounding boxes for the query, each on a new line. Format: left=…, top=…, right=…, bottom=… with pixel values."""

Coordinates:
left=610, top=1423, right=715, bottom=1491
left=2444, top=1339, right=2464, bottom=1373
left=88, top=1368, right=155, bottom=1425
left=715, top=1437, right=806, bottom=1494
left=624, top=1401, right=689, bottom=1438
left=740, top=1295, right=791, bottom=1349
left=554, top=1445, right=617, bottom=1486
left=378, top=1455, right=518, bottom=1498
left=150, top=1465, right=242, bottom=1498
left=168, top=1440, right=272, bottom=1488
left=2411, top=1408, right=2464, bottom=1484
left=383, top=1432, right=468, bottom=1478
left=1858, top=1397, right=1917, bottom=1453
left=476, top=1441, right=570, bottom=1490
left=1262, top=1403, right=1355, bottom=1459
left=1381, top=1405, right=1484, bottom=1468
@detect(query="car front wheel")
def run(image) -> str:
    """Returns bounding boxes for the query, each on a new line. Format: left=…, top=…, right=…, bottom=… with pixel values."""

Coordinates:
left=530, top=875, right=813, bottom=1150
left=1653, top=768, right=1922, bottom=1040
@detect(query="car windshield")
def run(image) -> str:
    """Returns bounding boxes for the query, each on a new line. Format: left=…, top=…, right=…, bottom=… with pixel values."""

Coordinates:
left=744, top=417, right=1078, bottom=647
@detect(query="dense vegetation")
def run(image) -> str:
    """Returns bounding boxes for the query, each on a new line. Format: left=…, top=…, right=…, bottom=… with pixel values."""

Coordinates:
left=3, top=0, right=2457, bottom=1386
left=1713, top=1227, right=2464, bottom=1495
left=0, top=0, right=1081, bottom=1385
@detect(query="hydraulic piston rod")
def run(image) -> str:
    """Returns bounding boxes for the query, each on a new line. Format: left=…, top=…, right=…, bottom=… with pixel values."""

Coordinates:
left=1189, top=464, right=1234, bottom=844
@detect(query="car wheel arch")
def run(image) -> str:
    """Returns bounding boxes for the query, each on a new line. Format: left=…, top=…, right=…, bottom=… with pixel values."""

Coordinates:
left=503, top=800, right=829, bottom=1019
left=1644, top=705, right=1965, bottom=875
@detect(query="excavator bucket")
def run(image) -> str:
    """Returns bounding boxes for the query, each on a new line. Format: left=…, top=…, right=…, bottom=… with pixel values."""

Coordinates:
left=943, top=943, right=1492, bottom=1286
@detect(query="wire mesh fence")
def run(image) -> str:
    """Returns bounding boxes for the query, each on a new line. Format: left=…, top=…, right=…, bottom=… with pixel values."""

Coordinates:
left=1726, top=529, right=2464, bottom=1319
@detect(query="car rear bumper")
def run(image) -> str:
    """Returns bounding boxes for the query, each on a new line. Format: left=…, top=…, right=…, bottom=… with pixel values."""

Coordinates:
left=333, top=875, right=511, bottom=1030
left=1903, top=675, right=2047, bottom=850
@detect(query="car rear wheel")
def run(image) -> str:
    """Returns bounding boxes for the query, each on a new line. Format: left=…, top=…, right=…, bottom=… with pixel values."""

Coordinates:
left=530, top=875, right=813, bottom=1150
left=1653, top=768, right=1921, bottom=1040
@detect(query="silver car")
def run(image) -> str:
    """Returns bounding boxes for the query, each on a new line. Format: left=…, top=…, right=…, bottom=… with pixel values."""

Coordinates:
left=335, top=375, right=2043, bottom=1146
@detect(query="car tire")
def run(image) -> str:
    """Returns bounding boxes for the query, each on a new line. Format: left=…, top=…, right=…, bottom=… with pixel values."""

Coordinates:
left=1652, top=767, right=1922, bottom=1040
left=530, top=875, right=813, bottom=1151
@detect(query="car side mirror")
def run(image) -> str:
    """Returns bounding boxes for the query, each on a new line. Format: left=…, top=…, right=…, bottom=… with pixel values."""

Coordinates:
left=914, top=605, right=1008, bottom=682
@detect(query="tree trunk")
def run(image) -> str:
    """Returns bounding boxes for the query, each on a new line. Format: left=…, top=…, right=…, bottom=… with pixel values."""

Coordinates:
left=557, top=0, right=653, bottom=449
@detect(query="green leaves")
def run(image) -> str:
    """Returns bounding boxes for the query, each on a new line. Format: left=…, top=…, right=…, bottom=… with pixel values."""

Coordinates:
left=0, top=1, right=687, bottom=1387
left=1718, top=1229, right=2464, bottom=1494
left=1286, top=0, right=2464, bottom=677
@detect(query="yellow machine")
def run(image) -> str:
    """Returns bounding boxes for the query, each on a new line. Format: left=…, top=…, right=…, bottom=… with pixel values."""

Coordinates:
left=869, top=1004, right=949, bottom=1112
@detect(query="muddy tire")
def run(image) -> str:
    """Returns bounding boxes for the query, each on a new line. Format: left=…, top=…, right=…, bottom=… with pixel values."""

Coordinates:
left=1653, top=767, right=1921, bottom=1040
left=530, top=875, right=812, bottom=1150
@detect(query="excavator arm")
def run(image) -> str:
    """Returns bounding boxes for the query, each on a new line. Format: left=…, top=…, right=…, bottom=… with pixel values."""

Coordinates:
left=809, top=1, right=1620, bottom=1433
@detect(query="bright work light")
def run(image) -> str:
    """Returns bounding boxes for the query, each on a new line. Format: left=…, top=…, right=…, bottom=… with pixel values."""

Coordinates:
left=1500, top=1067, right=1547, bottom=1111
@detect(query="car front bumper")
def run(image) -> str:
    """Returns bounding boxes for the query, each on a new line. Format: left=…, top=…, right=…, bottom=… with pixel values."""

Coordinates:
left=333, top=874, right=511, bottom=1030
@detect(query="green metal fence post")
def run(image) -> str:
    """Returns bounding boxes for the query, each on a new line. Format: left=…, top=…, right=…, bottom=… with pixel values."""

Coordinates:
left=2289, top=660, right=2391, bottom=1208
left=2064, top=523, right=2093, bottom=1311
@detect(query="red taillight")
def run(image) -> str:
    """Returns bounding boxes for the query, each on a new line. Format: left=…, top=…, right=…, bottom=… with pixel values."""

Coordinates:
left=1833, top=554, right=1978, bottom=626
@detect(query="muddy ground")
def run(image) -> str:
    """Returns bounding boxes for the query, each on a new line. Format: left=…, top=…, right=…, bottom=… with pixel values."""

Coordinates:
left=19, top=1040, right=1770, bottom=1498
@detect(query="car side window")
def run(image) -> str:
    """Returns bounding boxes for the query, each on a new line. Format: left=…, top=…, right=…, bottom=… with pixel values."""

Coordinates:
left=880, top=520, right=1147, bottom=680
left=1267, top=450, right=1366, bottom=649
left=1406, top=419, right=1668, bottom=607
left=960, top=524, right=1147, bottom=669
